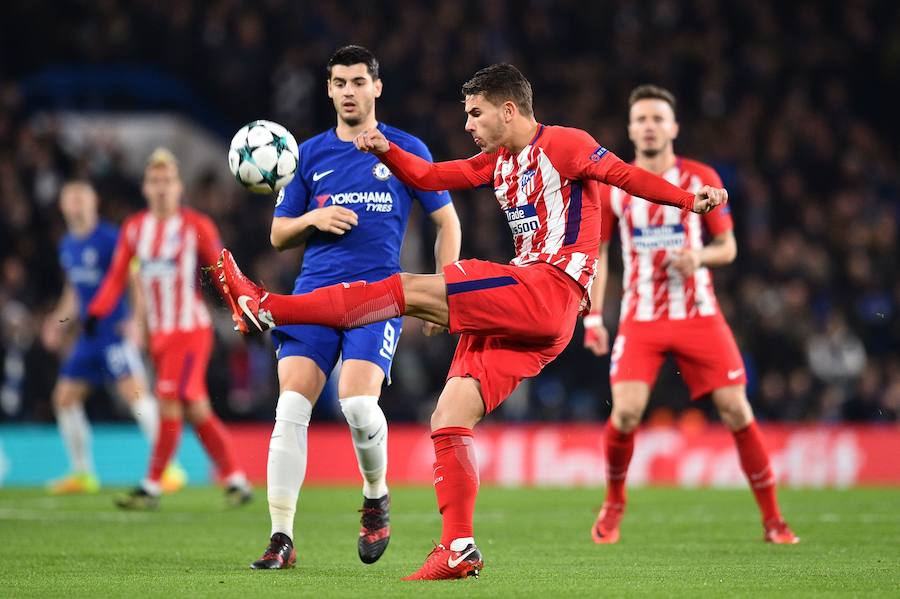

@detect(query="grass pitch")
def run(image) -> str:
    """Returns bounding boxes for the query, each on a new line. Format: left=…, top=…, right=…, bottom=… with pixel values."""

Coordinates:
left=1, top=486, right=897, bottom=598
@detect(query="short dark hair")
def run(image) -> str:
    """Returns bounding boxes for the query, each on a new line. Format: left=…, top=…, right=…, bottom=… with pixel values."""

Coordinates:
left=327, top=45, right=379, bottom=80
left=628, top=84, right=677, bottom=113
left=461, top=64, right=533, bottom=117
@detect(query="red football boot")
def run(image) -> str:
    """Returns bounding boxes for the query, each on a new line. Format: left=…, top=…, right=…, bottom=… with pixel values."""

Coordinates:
left=764, top=519, right=800, bottom=544
left=214, top=249, right=274, bottom=333
left=591, top=501, right=625, bottom=544
left=402, top=543, right=484, bottom=581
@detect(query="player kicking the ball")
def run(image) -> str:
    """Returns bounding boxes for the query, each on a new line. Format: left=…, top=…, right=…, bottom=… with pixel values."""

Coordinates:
left=247, top=46, right=460, bottom=570
left=583, top=84, right=798, bottom=545
left=88, top=149, right=251, bottom=509
left=216, top=64, right=726, bottom=579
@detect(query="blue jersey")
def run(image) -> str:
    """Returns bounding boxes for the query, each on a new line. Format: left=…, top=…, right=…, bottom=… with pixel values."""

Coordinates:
left=59, top=221, right=128, bottom=336
left=275, top=122, right=451, bottom=293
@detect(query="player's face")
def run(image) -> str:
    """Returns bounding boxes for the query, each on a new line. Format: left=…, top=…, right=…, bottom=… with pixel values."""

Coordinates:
left=142, top=163, right=183, bottom=213
left=59, top=185, right=98, bottom=229
left=628, top=99, right=679, bottom=157
left=464, top=94, right=508, bottom=153
left=327, top=64, right=382, bottom=127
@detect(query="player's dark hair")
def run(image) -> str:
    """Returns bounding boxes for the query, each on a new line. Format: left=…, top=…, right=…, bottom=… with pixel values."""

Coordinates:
left=462, top=64, right=533, bottom=117
left=327, top=45, right=379, bottom=80
left=628, top=84, right=677, bottom=113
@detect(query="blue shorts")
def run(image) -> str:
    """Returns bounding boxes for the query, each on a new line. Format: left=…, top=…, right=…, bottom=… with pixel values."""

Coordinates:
left=59, top=334, right=145, bottom=387
left=271, top=318, right=403, bottom=383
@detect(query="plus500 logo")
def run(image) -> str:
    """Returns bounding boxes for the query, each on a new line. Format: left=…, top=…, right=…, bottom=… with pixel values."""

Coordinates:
left=505, top=204, right=539, bottom=236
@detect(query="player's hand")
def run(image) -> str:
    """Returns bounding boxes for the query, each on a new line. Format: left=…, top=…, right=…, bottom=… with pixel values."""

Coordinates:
left=41, top=316, right=65, bottom=351
left=664, top=248, right=702, bottom=278
left=354, top=129, right=390, bottom=155
left=692, top=185, right=727, bottom=215
left=310, top=206, right=359, bottom=235
left=583, top=314, right=610, bottom=356
left=83, top=315, right=99, bottom=337
left=422, top=321, right=447, bottom=337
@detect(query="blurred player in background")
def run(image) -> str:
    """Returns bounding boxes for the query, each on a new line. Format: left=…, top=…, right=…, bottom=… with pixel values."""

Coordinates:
left=583, top=85, right=798, bottom=544
left=43, top=181, right=185, bottom=494
left=249, top=45, right=460, bottom=570
left=215, top=64, right=726, bottom=579
left=87, top=149, right=251, bottom=509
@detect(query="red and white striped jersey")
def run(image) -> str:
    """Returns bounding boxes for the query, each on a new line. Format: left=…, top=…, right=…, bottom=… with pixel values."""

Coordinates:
left=89, top=207, right=223, bottom=339
left=379, top=124, right=697, bottom=310
left=600, top=157, right=733, bottom=322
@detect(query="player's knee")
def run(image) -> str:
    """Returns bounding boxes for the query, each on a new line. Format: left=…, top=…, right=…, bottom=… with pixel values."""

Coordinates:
left=714, top=389, right=753, bottom=430
left=430, top=403, right=482, bottom=431
left=275, top=390, right=313, bottom=427
left=184, top=401, right=212, bottom=424
left=612, top=408, right=642, bottom=433
left=339, top=395, right=383, bottom=429
left=52, top=386, right=75, bottom=410
left=158, top=398, right=183, bottom=420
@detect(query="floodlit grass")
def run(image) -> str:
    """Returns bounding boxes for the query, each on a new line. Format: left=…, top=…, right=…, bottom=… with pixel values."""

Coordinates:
left=1, top=486, right=897, bottom=597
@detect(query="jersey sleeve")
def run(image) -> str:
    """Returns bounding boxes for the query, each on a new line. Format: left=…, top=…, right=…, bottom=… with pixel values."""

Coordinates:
left=555, top=128, right=695, bottom=210
left=598, top=184, right=617, bottom=242
left=697, top=166, right=733, bottom=236
left=88, top=219, right=137, bottom=318
left=194, top=213, right=224, bottom=268
left=402, top=137, right=453, bottom=213
left=273, top=150, right=311, bottom=218
left=380, top=142, right=496, bottom=190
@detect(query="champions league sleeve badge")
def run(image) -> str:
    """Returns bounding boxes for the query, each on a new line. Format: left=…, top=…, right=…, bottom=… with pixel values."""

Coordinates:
left=372, top=163, right=393, bottom=181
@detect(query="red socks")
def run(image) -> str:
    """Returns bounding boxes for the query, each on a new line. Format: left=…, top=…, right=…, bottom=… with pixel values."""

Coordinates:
left=431, top=427, right=479, bottom=547
left=733, top=421, right=782, bottom=524
left=605, top=421, right=635, bottom=505
left=264, top=274, right=406, bottom=329
left=148, top=417, right=182, bottom=482
left=195, top=414, right=240, bottom=479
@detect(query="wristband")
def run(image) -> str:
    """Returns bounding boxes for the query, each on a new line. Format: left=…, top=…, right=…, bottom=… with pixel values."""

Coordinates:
left=584, top=313, right=603, bottom=328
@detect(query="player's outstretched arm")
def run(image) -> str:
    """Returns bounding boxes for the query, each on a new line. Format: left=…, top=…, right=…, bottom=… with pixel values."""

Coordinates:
left=87, top=229, right=135, bottom=321
left=601, top=159, right=727, bottom=214
left=355, top=129, right=494, bottom=191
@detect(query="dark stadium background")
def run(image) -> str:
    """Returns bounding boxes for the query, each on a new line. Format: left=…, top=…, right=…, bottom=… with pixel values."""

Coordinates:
left=1, top=0, right=898, bottom=429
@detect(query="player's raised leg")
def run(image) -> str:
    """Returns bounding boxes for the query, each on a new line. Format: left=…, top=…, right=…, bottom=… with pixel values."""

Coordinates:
left=712, top=385, right=799, bottom=544
left=251, top=356, right=321, bottom=570
left=48, top=379, right=99, bottom=494
left=592, top=382, right=651, bottom=544
left=338, top=359, right=391, bottom=564
left=402, top=377, right=485, bottom=580
left=215, top=248, right=448, bottom=332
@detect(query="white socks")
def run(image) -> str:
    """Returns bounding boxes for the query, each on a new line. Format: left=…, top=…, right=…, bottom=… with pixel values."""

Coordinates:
left=268, top=391, right=313, bottom=540
left=130, top=394, right=159, bottom=445
left=57, top=403, right=93, bottom=474
left=340, top=395, right=388, bottom=499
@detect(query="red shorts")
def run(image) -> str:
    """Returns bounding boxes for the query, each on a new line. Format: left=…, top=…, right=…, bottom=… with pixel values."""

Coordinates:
left=149, top=329, right=213, bottom=402
left=444, top=259, right=582, bottom=413
left=610, top=314, right=746, bottom=399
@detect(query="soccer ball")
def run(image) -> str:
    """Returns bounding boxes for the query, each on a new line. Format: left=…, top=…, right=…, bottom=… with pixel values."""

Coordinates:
left=228, top=120, right=299, bottom=194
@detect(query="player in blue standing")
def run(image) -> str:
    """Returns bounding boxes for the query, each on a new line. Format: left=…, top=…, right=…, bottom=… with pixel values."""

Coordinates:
left=43, top=180, right=185, bottom=494
left=249, top=45, right=461, bottom=569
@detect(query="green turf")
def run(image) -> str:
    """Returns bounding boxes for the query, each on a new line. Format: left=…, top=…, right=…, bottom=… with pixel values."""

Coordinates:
left=1, top=486, right=897, bottom=598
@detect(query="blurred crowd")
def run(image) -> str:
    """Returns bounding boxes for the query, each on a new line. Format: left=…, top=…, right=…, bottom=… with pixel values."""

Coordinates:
left=1, top=0, right=898, bottom=424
